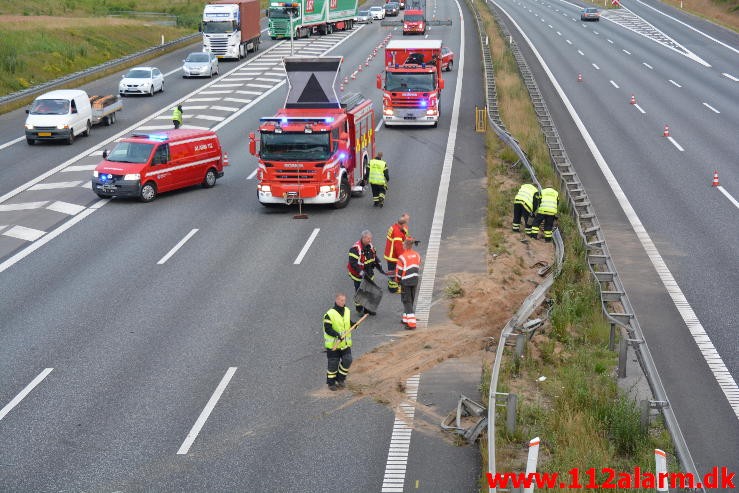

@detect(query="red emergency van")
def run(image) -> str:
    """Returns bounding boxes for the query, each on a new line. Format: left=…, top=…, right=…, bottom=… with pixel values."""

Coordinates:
left=92, top=129, right=226, bottom=202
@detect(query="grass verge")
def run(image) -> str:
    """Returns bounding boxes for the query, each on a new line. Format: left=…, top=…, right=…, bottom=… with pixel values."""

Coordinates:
left=473, top=2, right=675, bottom=490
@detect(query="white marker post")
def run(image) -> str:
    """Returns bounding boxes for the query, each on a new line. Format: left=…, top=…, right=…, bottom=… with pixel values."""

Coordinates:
left=655, top=449, right=668, bottom=492
left=523, top=437, right=540, bottom=493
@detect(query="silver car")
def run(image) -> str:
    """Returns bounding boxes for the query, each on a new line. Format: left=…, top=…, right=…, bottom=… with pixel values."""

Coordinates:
left=356, top=10, right=373, bottom=23
left=182, top=52, right=219, bottom=78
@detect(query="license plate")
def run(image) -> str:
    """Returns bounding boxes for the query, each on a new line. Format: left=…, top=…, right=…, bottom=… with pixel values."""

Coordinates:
left=101, top=186, right=116, bottom=192
left=404, top=115, right=416, bottom=120
left=38, top=132, right=52, bottom=137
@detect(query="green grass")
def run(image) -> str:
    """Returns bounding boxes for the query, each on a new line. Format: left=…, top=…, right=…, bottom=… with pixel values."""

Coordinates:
left=469, top=0, right=675, bottom=488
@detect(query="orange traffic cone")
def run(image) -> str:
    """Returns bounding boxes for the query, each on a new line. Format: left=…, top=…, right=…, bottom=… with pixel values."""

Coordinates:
left=630, top=94, right=636, bottom=104
left=339, top=84, right=344, bottom=92
left=223, top=152, right=229, bottom=166
left=343, top=77, right=348, bottom=84
left=663, top=125, right=670, bottom=137
left=712, top=170, right=720, bottom=187
left=577, top=73, right=583, bottom=82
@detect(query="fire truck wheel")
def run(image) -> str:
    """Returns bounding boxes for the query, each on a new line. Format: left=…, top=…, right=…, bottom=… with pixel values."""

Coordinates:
left=333, top=176, right=350, bottom=209
left=202, top=168, right=217, bottom=188
left=140, top=182, right=157, bottom=202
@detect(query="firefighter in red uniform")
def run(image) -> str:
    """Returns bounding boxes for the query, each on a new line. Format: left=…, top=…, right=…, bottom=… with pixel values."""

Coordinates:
left=396, top=239, right=422, bottom=329
left=384, top=213, right=410, bottom=293
left=348, top=230, right=383, bottom=314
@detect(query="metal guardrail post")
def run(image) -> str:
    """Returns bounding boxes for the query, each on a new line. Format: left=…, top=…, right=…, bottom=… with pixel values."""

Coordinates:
left=505, top=394, right=517, bottom=435
left=618, top=336, right=628, bottom=379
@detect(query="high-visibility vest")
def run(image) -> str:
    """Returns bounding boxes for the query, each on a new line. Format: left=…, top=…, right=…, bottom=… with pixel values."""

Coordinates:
left=368, top=159, right=387, bottom=185
left=537, top=188, right=559, bottom=215
left=514, top=184, right=538, bottom=213
left=323, top=307, right=352, bottom=349
left=384, top=223, right=408, bottom=262
left=172, top=107, right=182, bottom=123
left=396, top=249, right=421, bottom=285
left=347, top=240, right=376, bottom=281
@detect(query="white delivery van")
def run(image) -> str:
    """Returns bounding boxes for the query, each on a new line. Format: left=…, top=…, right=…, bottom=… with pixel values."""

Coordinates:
left=25, top=89, right=93, bottom=145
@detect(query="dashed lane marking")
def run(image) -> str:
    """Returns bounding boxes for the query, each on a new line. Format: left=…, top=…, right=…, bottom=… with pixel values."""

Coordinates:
left=566, top=39, right=572, bottom=44
left=668, top=79, right=682, bottom=88
left=0, top=368, right=54, bottom=422
left=0, top=201, right=48, bottom=212
left=610, top=80, right=620, bottom=88
left=3, top=225, right=46, bottom=242
left=722, top=73, right=739, bottom=82
left=716, top=187, right=739, bottom=209
left=195, top=114, right=226, bottom=122
left=46, top=201, right=86, bottom=216
left=209, top=105, right=240, bottom=112
left=667, top=136, right=684, bottom=151
left=702, top=102, right=720, bottom=114
left=247, top=168, right=258, bottom=180
left=28, top=181, right=84, bottom=191
left=592, top=63, right=600, bottom=70
left=293, top=228, right=320, bottom=265
left=158, top=229, right=199, bottom=265
left=607, top=38, right=613, bottom=43
left=577, top=49, right=584, bottom=56
left=633, top=103, right=646, bottom=114
left=643, top=62, right=654, bottom=69
left=224, top=97, right=253, bottom=104
left=622, top=49, right=631, bottom=55
left=62, top=165, right=97, bottom=172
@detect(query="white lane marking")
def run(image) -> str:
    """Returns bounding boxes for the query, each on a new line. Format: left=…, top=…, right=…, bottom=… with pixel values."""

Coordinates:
left=548, top=24, right=553, bottom=28
left=668, top=79, right=682, bottom=87
left=622, top=49, right=631, bottom=55
left=577, top=49, right=584, bottom=56
left=247, top=168, right=258, bottom=180
left=62, top=165, right=97, bottom=172
left=293, top=228, right=320, bottom=265
left=0, top=201, right=48, bottom=212
left=2, top=225, right=46, bottom=241
left=157, top=229, right=198, bottom=265
left=667, top=136, right=684, bottom=151
left=702, top=102, right=720, bottom=114
left=610, top=80, right=620, bottom=88
left=722, top=73, right=739, bottom=82
left=46, top=201, right=85, bottom=216
left=187, top=97, right=221, bottom=102
left=414, top=0, right=465, bottom=328
left=235, top=90, right=263, bottom=95
left=224, top=97, right=253, bottom=104
left=643, top=62, right=654, bottom=69
left=633, top=103, right=646, bottom=114
left=0, top=136, right=24, bottom=151
left=716, top=186, right=739, bottom=209
left=137, top=125, right=181, bottom=131
left=634, top=0, right=739, bottom=55
left=182, top=105, right=209, bottom=110
left=199, top=90, right=234, bottom=94
left=209, top=105, right=239, bottom=112
left=247, top=83, right=273, bottom=89
left=607, top=38, right=614, bottom=44
left=566, top=39, right=572, bottom=44
left=380, top=375, right=420, bottom=493
left=28, top=181, right=83, bottom=190
left=177, top=367, right=237, bottom=455
left=0, top=368, right=53, bottom=422
left=164, top=67, right=182, bottom=77
left=557, top=31, right=561, bottom=35
left=592, top=63, right=600, bottom=70
left=495, top=0, right=739, bottom=420
left=593, top=30, right=598, bottom=34
left=375, top=119, right=384, bottom=132
left=194, top=114, right=226, bottom=122
left=211, top=83, right=244, bottom=88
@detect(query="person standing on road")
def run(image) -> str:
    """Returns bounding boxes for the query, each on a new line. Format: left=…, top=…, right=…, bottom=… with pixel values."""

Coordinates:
left=366, top=152, right=389, bottom=207
left=529, top=187, right=559, bottom=242
left=384, top=213, right=410, bottom=293
left=323, top=293, right=356, bottom=391
left=348, top=230, right=382, bottom=315
left=512, top=183, right=541, bottom=234
left=396, top=239, right=422, bottom=329
left=172, top=104, right=183, bottom=129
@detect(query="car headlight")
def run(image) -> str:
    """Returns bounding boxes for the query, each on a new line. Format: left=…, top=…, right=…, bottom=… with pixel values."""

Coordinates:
left=124, top=173, right=140, bottom=181
left=384, top=108, right=394, bottom=116
left=57, top=124, right=68, bottom=129
left=93, top=170, right=99, bottom=178
left=25, top=124, right=33, bottom=130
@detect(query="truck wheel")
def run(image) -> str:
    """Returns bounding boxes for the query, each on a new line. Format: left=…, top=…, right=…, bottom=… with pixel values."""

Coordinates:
left=202, top=168, right=217, bottom=188
left=140, top=182, right=157, bottom=202
left=67, top=130, right=75, bottom=145
left=333, top=176, right=350, bottom=209
left=84, top=121, right=92, bottom=137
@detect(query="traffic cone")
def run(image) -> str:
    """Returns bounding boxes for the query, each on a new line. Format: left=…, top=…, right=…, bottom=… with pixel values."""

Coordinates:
left=712, top=170, right=720, bottom=187
left=663, top=125, right=670, bottom=137
left=630, top=94, right=636, bottom=104
left=358, top=64, right=363, bottom=72
left=343, top=76, right=348, bottom=84
left=577, top=73, right=583, bottom=82
left=339, top=84, right=344, bottom=92
left=223, top=152, right=229, bottom=166
left=365, top=59, right=370, bottom=67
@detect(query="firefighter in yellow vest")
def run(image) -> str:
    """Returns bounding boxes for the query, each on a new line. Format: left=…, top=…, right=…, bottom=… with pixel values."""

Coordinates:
left=365, top=152, right=389, bottom=207
left=323, top=293, right=357, bottom=391
left=529, top=187, right=559, bottom=242
left=512, top=183, right=541, bottom=234
left=172, top=104, right=183, bottom=129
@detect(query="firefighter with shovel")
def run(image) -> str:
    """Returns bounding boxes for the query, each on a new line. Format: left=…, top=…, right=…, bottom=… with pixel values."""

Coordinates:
left=324, top=293, right=368, bottom=391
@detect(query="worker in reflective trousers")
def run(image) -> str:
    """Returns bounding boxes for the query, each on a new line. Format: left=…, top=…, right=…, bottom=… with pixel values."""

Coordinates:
left=348, top=230, right=382, bottom=314
left=172, top=104, right=183, bottom=129
left=324, top=293, right=356, bottom=391
left=396, top=239, right=422, bottom=329
left=529, top=187, right=559, bottom=242
left=366, top=152, right=389, bottom=207
left=512, top=183, right=541, bottom=234
left=384, top=213, right=410, bottom=293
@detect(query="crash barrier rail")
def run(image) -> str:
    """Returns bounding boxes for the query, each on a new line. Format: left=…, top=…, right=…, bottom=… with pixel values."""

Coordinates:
left=0, top=33, right=200, bottom=109
left=467, top=0, right=702, bottom=489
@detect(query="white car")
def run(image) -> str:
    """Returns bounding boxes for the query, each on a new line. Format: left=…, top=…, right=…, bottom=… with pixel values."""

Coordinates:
left=356, top=10, right=374, bottom=23
left=369, top=6, right=386, bottom=20
left=182, top=52, right=219, bottom=78
left=119, top=67, right=164, bottom=96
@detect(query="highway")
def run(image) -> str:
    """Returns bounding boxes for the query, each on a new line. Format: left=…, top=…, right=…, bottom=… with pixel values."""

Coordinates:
left=488, top=0, right=738, bottom=481
left=0, top=0, right=485, bottom=491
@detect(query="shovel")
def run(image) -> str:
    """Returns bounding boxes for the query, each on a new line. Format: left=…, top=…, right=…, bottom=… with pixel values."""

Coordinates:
left=354, top=275, right=384, bottom=313
left=331, top=314, right=369, bottom=350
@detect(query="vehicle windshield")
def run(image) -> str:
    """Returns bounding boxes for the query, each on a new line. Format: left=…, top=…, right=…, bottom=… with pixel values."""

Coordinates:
left=260, top=132, right=331, bottom=161
left=186, top=53, right=210, bottom=63
left=126, top=69, right=151, bottom=79
left=584, top=8, right=598, bottom=12
left=405, top=14, right=424, bottom=21
left=106, top=142, right=155, bottom=163
left=370, top=7, right=382, bottom=11
left=203, top=20, right=236, bottom=33
left=29, top=99, right=70, bottom=115
left=358, top=10, right=370, bottom=15
left=385, top=72, right=435, bottom=92
left=268, top=7, right=298, bottom=19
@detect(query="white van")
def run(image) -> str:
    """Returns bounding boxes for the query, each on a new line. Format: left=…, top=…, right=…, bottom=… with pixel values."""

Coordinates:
left=25, top=89, right=93, bottom=145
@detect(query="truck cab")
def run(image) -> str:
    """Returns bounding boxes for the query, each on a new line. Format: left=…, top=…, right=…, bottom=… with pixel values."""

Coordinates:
left=202, top=0, right=261, bottom=59
left=402, top=8, right=425, bottom=34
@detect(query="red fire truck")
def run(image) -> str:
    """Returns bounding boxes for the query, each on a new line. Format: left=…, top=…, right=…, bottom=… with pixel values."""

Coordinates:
left=377, top=39, right=445, bottom=127
left=250, top=57, right=375, bottom=208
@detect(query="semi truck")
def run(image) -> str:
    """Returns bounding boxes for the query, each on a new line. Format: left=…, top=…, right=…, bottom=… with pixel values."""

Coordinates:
left=377, top=39, right=445, bottom=127
left=249, top=57, right=375, bottom=208
left=202, top=0, right=261, bottom=60
left=267, top=0, right=358, bottom=40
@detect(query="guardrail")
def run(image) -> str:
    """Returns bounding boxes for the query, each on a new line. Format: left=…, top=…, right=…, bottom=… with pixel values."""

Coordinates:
left=465, top=0, right=702, bottom=490
left=0, top=33, right=200, bottom=109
